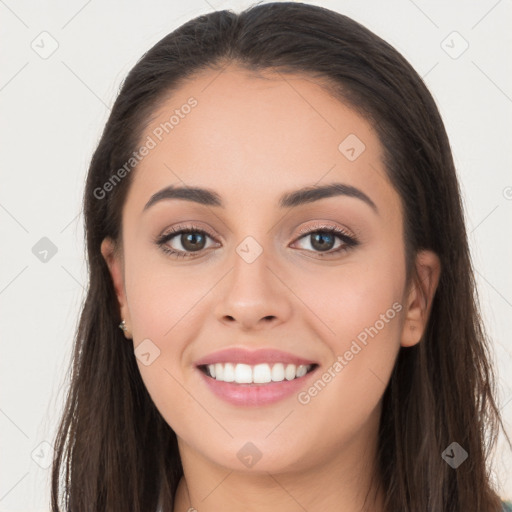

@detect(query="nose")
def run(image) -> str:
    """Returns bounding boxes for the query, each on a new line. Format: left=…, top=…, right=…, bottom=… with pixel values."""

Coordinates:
left=212, top=249, right=293, bottom=331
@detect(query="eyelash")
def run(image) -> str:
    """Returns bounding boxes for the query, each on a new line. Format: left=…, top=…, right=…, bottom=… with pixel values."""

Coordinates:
left=154, top=222, right=359, bottom=259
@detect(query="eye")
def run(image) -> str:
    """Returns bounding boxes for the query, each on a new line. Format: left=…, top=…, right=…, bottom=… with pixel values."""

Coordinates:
left=154, top=224, right=219, bottom=259
left=291, top=223, right=359, bottom=256
left=154, top=222, right=359, bottom=259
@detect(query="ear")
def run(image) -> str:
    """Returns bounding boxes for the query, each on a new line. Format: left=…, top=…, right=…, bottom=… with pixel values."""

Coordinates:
left=101, top=237, right=132, bottom=338
left=400, top=250, right=441, bottom=348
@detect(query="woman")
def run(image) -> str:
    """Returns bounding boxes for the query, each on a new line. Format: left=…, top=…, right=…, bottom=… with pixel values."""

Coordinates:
left=50, top=2, right=512, bottom=511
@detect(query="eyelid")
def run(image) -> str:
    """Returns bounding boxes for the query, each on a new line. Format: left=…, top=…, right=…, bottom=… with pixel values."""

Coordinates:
left=158, top=221, right=355, bottom=241
left=159, top=222, right=218, bottom=239
left=295, top=221, right=355, bottom=239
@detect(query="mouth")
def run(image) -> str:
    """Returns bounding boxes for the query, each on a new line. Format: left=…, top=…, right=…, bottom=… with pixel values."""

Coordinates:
left=197, top=362, right=319, bottom=385
left=195, top=361, right=319, bottom=406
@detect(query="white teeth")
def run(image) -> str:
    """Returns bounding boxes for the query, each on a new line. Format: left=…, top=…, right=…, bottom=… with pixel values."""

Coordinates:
left=271, top=363, right=285, bottom=382
left=285, top=363, right=296, bottom=381
left=296, top=365, right=308, bottom=378
left=253, top=363, right=272, bottom=383
left=235, top=363, right=252, bottom=383
left=204, top=362, right=313, bottom=384
left=214, top=363, right=224, bottom=381
left=223, top=362, right=235, bottom=382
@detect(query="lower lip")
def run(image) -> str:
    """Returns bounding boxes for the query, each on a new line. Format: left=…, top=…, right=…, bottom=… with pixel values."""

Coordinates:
left=196, top=366, right=318, bottom=406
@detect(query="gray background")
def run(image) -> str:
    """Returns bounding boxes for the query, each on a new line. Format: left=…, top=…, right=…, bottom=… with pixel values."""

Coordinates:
left=1, top=0, right=511, bottom=509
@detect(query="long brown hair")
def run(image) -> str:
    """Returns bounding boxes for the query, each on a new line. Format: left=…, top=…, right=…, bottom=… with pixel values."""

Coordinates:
left=51, top=2, right=510, bottom=511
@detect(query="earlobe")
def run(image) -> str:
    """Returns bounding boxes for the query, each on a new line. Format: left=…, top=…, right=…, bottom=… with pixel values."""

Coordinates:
left=100, top=237, right=132, bottom=337
left=400, top=250, right=441, bottom=348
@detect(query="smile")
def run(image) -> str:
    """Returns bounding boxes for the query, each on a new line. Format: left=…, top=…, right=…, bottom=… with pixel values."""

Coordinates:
left=196, top=362, right=319, bottom=407
left=198, top=362, right=317, bottom=384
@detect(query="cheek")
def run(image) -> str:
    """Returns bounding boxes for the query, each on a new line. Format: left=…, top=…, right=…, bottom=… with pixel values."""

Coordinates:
left=121, top=250, right=208, bottom=406
left=124, top=263, right=209, bottom=433
left=123, top=245, right=207, bottom=345
left=292, top=254, right=405, bottom=351
left=288, top=291, right=402, bottom=464
left=289, top=252, right=404, bottom=414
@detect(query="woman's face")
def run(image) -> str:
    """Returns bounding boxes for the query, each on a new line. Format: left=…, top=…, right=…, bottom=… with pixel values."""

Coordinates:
left=102, top=65, right=439, bottom=475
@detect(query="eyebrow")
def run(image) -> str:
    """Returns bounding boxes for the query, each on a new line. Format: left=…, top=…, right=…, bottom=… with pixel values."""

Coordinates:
left=143, top=182, right=378, bottom=214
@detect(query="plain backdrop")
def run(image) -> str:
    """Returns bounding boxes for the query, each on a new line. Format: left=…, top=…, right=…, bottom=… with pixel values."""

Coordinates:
left=1, top=0, right=511, bottom=510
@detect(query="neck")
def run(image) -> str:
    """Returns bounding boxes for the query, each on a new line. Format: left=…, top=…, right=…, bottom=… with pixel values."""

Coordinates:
left=174, top=467, right=384, bottom=512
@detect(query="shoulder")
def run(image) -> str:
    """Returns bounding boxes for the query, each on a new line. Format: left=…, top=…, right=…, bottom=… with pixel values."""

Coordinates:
left=502, top=500, right=512, bottom=511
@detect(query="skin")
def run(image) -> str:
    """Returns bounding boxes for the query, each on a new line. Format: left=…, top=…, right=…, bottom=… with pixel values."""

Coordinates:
left=101, top=64, right=441, bottom=512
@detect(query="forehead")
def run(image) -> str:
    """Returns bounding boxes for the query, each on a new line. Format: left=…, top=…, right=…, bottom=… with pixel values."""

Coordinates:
left=124, top=64, right=400, bottom=224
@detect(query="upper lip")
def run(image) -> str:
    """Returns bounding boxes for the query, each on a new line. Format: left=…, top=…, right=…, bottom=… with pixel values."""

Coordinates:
left=194, top=347, right=318, bottom=367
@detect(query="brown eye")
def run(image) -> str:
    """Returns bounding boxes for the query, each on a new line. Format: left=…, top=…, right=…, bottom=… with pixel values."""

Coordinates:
left=179, top=232, right=208, bottom=252
left=155, top=226, right=218, bottom=258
